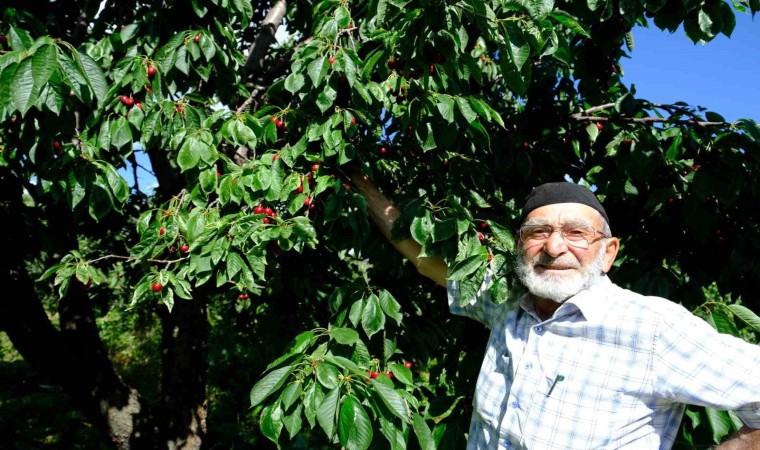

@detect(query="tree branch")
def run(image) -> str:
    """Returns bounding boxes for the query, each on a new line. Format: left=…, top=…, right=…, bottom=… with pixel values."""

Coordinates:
left=570, top=101, right=733, bottom=127
left=243, top=0, right=288, bottom=78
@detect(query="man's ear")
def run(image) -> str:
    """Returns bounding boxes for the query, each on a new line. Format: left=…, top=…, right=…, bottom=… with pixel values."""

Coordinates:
left=602, top=237, right=619, bottom=273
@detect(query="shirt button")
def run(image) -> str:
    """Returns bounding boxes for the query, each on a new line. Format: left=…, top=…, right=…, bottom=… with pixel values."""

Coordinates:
left=510, top=401, right=520, bottom=409
left=535, top=325, right=543, bottom=333
left=525, top=362, right=532, bottom=369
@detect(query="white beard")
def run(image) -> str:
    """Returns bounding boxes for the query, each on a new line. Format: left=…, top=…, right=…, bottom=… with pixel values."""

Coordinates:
left=514, top=244, right=607, bottom=303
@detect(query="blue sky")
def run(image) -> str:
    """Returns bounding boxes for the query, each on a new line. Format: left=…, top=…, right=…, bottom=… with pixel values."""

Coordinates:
left=621, top=11, right=760, bottom=122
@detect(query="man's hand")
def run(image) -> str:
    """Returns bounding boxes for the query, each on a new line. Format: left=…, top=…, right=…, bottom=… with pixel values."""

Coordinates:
left=715, top=427, right=760, bottom=450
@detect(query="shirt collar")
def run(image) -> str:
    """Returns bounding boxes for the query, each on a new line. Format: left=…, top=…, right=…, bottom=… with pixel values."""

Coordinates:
left=519, top=275, right=613, bottom=323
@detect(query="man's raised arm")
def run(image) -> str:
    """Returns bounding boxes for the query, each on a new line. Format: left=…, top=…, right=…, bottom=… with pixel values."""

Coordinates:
left=348, top=171, right=448, bottom=288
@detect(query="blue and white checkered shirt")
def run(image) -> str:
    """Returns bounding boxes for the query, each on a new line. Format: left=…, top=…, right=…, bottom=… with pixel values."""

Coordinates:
left=448, top=274, right=760, bottom=449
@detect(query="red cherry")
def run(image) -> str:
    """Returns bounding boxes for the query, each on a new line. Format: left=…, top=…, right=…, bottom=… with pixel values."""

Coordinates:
left=379, top=147, right=387, bottom=154
left=478, top=232, right=484, bottom=242
left=254, top=206, right=265, bottom=214
left=262, top=217, right=271, bottom=224
left=264, top=207, right=274, bottom=216
left=429, top=64, right=435, bottom=74
left=596, top=123, right=603, bottom=131
left=296, top=184, right=303, bottom=193
left=53, top=141, right=61, bottom=149
left=136, top=102, right=143, bottom=109
left=272, top=154, right=280, bottom=160
left=147, top=65, right=157, bottom=77
left=159, top=227, right=166, bottom=236
left=385, top=371, right=394, bottom=379
left=350, top=117, right=357, bottom=125
left=311, top=164, right=319, bottom=172
left=479, top=222, right=488, bottom=230
left=304, top=197, right=312, bottom=207
left=328, top=56, right=336, bottom=64
left=180, top=244, right=190, bottom=253
left=238, top=293, right=249, bottom=300
left=370, top=371, right=379, bottom=379
left=194, top=34, right=200, bottom=44
left=274, top=119, right=284, bottom=128
left=404, top=361, right=413, bottom=369
left=151, top=282, right=163, bottom=292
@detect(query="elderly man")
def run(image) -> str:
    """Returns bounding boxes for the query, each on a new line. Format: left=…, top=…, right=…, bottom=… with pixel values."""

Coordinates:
left=349, top=173, right=760, bottom=450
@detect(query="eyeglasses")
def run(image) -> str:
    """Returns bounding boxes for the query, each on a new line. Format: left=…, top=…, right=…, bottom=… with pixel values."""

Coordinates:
left=518, top=224, right=610, bottom=249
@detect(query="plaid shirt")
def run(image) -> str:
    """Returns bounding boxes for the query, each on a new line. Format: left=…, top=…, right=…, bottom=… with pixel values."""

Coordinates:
left=448, top=274, right=760, bottom=449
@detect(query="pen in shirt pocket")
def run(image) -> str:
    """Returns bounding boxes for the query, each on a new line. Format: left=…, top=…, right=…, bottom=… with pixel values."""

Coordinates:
left=546, top=374, right=565, bottom=397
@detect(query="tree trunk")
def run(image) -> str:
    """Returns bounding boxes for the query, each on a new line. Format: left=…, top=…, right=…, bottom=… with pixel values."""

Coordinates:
left=0, top=167, right=209, bottom=450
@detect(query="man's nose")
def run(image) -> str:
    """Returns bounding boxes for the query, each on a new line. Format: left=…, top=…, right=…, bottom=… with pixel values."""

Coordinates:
left=542, top=229, right=568, bottom=257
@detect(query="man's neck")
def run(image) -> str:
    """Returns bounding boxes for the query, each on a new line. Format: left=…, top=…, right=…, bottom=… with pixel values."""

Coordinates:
left=533, top=297, right=561, bottom=321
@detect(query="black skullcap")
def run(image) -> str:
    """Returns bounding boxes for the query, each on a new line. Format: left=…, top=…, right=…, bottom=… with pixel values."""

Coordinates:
left=521, top=182, right=609, bottom=225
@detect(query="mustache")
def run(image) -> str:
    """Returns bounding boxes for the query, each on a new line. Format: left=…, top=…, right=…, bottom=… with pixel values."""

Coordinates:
left=530, top=254, right=581, bottom=269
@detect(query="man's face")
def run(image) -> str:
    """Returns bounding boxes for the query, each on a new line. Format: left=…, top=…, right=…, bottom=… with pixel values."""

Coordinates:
left=514, top=203, right=618, bottom=303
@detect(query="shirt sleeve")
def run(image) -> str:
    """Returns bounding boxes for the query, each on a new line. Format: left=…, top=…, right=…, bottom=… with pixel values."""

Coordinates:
left=447, top=268, right=504, bottom=329
left=652, top=302, right=760, bottom=428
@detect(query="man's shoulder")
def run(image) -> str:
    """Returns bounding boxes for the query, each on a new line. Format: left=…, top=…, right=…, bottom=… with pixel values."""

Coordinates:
left=574, top=278, right=692, bottom=323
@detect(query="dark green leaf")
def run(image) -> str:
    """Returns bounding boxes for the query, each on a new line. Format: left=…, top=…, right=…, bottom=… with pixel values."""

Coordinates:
left=250, top=365, right=293, bottom=407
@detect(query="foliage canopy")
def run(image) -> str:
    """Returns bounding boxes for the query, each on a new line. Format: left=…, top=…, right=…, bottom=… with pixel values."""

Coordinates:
left=1, top=0, right=759, bottom=448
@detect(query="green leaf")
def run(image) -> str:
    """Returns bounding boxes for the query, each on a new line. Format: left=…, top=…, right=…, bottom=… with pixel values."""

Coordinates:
left=77, top=51, right=107, bottom=106
left=308, top=56, right=328, bottom=87
left=455, top=97, right=477, bottom=123
left=280, top=382, right=303, bottom=411
left=226, top=251, right=246, bottom=280
left=727, top=305, right=760, bottom=331
left=490, top=222, right=515, bottom=252
left=625, top=31, right=635, bottom=52
left=250, top=365, right=293, bottom=407
left=103, top=164, right=129, bottom=204
left=110, top=116, right=133, bottom=150
left=549, top=11, right=590, bottom=37
left=429, top=219, right=455, bottom=244
left=282, top=403, right=303, bottom=438
left=436, top=96, right=456, bottom=123
left=412, top=413, right=435, bottom=450
left=705, top=407, right=732, bottom=443
left=88, top=180, right=113, bottom=221
left=339, top=395, right=373, bottom=450
left=361, top=294, right=385, bottom=339
left=378, top=290, right=403, bottom=326
left=372, top=381, right=409, bottom=422
left=284, top=72, right=305, bottom=93
left=331, top=327, right=360, bottom=345
left=12, top=58, right=34, bottom=115
left=317, top=386, right=341, bottom=440
left=526, top=0, right=555, bottom=20
left=119, top=24, right=140, bottom=42
left=387, top=363, right=413, bottom=386
left=447, top=255, right=486, bottom=281
left=586, top=122, right=600, bottom=143
left=178, top=136, right=203, bottom=171
left=32, top=44, right=57, bottom=93
left=260, top=402, right=284, bottom=445
left=316, top=361, right=341, bottom=389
